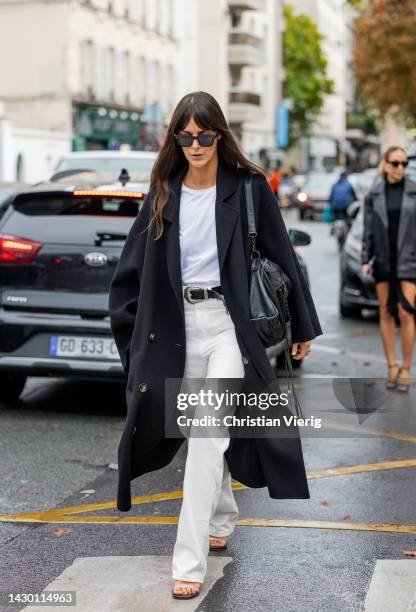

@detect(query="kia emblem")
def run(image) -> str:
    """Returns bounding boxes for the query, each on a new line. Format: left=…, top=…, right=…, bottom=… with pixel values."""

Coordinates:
left=84, top=252, right=108, bottom=267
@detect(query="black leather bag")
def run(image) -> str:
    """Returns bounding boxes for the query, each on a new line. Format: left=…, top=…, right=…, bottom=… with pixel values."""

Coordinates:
left=245, top=174, right=303, bottom=417
left=244, top=174, right=293, bottom=352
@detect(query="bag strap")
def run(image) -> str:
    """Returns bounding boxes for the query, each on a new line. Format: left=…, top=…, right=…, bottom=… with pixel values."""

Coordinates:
left=244, top=174, right=260, bottom=258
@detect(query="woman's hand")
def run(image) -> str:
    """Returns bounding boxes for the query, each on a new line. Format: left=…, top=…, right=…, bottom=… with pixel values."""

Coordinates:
left=361, top=263, right=371, bottom=277
left=291, top=341, right=312, bottom=360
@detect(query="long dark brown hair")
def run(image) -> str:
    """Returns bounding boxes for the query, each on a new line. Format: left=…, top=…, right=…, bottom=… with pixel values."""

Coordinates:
left=145, top=91, right=266, bottom=240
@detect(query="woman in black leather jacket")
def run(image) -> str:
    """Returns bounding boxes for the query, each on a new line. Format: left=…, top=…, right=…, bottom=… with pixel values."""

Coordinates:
left=362, top=146, right=416, bottom=392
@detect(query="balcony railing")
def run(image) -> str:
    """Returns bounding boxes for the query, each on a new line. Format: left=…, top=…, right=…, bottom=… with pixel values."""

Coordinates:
left=228, top=30, right=263, bottom=67
left=229, top=90, right=262, bottom=123
left=228, top=0, right=264, bottom=11
left=229, top=31, right=263, bottom=49
left=229, top=91, right=261, bottom=106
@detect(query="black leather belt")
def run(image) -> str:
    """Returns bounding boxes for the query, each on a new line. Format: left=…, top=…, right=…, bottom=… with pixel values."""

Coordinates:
left=184, top=285, right=223, bottom=304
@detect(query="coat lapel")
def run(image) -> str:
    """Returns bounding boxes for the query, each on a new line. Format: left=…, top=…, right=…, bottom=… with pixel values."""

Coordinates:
left=398, top=176, right=416, bottom=250
left=161, top=158, right=240, bottom=323
left=371, top=180, right=388, bottom=229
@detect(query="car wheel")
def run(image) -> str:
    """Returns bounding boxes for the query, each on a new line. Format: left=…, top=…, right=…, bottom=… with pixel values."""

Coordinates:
left=340, top=301, right=362, bottom=319
left=0, top=372, right=27, bottom=401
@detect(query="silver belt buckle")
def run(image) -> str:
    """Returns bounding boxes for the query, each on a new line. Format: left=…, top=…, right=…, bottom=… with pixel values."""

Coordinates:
left=184, top=286, right=208, bottom=304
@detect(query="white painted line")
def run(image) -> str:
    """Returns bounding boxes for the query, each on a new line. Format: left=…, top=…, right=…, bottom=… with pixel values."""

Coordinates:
left=312, top=344, right=387, bottom=364
left=22, top=555, right=232, bottom=612
left=363, top=560, right=416, bottom=612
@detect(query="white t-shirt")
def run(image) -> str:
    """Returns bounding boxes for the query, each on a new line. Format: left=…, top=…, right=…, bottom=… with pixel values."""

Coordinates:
left=179, top=182, right=221, bottom=287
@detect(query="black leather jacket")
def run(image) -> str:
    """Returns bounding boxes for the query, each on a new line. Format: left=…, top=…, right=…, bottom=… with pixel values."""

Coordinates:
left=362, top=175, right=416, bottom=278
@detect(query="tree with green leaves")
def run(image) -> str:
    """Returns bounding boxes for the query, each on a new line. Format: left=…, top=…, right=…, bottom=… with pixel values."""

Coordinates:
left=283, top=4, right=334, bottom=147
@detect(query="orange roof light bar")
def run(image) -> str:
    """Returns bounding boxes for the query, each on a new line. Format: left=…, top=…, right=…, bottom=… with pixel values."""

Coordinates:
left=73, top=190, right=144, bottom=198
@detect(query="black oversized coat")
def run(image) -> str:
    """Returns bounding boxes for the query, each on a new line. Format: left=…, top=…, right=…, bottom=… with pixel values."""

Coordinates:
left=109, top=158, right=323, bottom=512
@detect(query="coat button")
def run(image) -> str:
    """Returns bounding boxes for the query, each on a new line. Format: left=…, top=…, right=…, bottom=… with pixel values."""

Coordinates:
left=139, top=382, right=148, bottom=392
left=149, top=333, right=156, bottom=342
left=242, top=356, right=249, bottom=365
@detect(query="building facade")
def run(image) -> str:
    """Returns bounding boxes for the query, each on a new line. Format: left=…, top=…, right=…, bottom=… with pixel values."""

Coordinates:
left=191, top=0, right=284, bottom=163
left=0, top=0, right=283, bottom=180
left=0, top=0, right=179, bottom=179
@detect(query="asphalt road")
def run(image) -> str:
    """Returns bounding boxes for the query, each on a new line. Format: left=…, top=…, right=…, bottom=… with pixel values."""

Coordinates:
left=0, top=209, right=415, bottom=612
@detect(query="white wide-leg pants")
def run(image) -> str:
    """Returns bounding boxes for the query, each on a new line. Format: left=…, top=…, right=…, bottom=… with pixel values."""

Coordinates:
left=171, top=287, right=245, bottom=582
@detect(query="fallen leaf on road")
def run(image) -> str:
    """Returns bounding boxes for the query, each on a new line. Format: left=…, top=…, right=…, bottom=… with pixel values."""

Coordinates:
left=52, top=528, right=71, bottom=537
left=320, top=500, right=330, bottom=507
left=363, top=362, right=371, bottom=367
left=331, top=362, right=338, bottom=367
left=403, top=550, right=416, bottom=557
left=342, top=515, right=352, bottom=521
left=22, top=491, right=39, bottom=496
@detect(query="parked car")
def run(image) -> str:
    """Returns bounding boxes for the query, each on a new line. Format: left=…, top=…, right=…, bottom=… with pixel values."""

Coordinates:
left=295, top=171, right=339, bottom=220
left=347, top=168, right=378, bottom=201
left=408, top=157, right=416, bottom=182
left=0, top=173, right=313, bottom=397
left=0, top=182, right=28, bottom=219
left=0, top=171, right=148, bottom=400
left=54, top=150, right=158, bottom=182
left=339, top=205, right=378, bottom=318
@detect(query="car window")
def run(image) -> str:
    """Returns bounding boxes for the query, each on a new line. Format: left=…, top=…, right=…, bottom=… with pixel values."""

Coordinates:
left=56, top=157, right=156, bottom=176
left=13, top=193, right=144, bottom=217
left=304, top=174, right=338, bottom=189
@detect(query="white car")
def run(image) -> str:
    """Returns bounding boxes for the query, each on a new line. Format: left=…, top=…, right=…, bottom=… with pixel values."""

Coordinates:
left=54, top=151, right=158, bottom=183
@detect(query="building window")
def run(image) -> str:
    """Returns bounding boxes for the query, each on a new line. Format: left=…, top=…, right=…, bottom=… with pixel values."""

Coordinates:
left=168, top=65, right=175, bottom=108
left=137, top=0, right=144, bottom=24
left=136, top=56, right=145, bottom=107
left=81, top=39, right=94, bottom=98
left=115, top=50, right=129, bottom=104
left=104, top=47, right=115, bottom=100
left=145, top=0, right=157, bottom=29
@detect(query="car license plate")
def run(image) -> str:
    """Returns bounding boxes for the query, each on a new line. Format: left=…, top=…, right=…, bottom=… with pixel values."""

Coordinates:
left=49, top=335, right=119, bottom=360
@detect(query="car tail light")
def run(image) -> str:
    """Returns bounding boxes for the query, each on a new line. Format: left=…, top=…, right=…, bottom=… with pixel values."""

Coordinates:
left=0, top=234, right=43, bottom=264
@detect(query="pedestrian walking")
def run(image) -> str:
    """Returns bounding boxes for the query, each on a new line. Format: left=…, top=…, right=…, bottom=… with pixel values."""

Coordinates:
left=362, top=146, right=416, bottom=392
left=329, top=171, right=358, bottom=221
left=108, top=91, right=322, bottom=600
left=267, top=160, right=282, bottom=197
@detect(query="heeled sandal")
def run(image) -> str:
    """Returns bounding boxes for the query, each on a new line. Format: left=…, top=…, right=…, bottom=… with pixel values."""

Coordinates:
left=397, top=367, right=411, bottom=393
left=209, top=535, right=229, bottom=551
left=386, top=363, right=400, bottom=390
left=172, top=580, right=202, bottom=600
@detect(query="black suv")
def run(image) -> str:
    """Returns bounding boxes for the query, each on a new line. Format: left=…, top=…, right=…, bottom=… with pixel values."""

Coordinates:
left=0, top=170, right=147, bottom=400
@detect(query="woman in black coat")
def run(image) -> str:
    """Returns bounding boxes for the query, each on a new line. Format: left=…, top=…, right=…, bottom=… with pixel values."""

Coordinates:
left=109, top=91, right=322, bottom=599
left=362, top=146, right=416, bottom=392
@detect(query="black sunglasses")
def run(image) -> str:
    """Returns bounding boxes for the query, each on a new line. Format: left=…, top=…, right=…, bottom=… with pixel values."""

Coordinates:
left=174, top=132, right=218, bottom=147
left=387, top=160, right=408, bottom=168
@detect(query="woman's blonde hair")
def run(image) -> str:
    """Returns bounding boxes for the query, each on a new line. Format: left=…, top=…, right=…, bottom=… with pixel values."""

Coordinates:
left=379, top=146, right=407, bottom=179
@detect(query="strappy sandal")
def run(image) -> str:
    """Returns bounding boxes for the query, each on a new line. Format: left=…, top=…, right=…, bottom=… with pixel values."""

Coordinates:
left=397, top=367, right=411, bottom=393
left=172, top=580, right=202, bottom=600
left=209, top=535, right=229, bottom=551
left=386, top=363, right=400, bottom=390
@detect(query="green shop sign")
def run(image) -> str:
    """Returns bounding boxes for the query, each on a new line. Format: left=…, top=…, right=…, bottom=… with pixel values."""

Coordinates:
left=74, top=103, right=141, bottom=146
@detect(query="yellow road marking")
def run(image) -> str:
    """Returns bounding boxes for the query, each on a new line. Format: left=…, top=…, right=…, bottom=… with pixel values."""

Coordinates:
left=307, top=458, right=416, bottom=479
left=0, top=458, right=415, bottom=526
left=325, top=421, right=416, bottom=444
left=0, top=513, right=414, bottom=533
